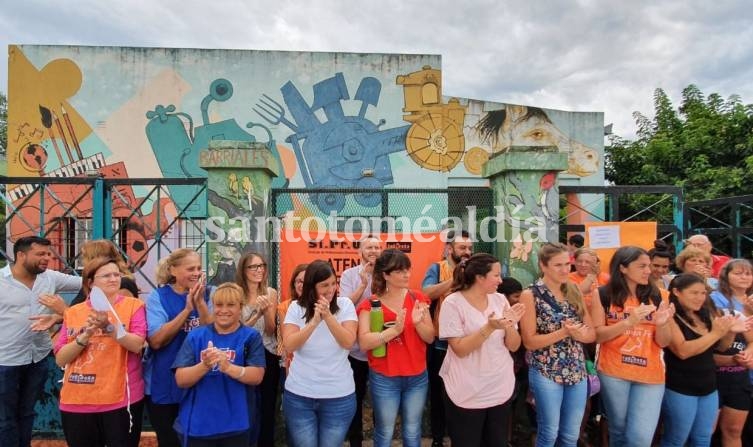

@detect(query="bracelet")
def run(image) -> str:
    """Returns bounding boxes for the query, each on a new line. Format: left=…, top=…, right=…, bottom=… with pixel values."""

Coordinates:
left=480, top=327, right=491, bottom=339
left=235, top=366, right=246, bottom=379
left=378, top=331, right=387, bottom=345
left=75, top=336, right=88, bottom=347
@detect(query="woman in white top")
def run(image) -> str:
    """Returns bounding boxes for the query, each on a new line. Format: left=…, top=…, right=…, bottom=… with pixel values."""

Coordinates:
left=281, top=260, right=358, bottom=447
left=235, top=252, right=279, bottom=447
left=439, top=253, right=525, bottom=446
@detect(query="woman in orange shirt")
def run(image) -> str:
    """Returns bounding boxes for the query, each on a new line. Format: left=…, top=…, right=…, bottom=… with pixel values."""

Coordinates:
left=569, top=248, right=609, bottom=307
left=591, top=246, right=675, bottom=447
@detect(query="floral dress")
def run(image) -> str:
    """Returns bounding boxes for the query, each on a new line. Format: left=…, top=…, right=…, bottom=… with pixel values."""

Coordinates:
left=527, top=281, right=586, bottom=385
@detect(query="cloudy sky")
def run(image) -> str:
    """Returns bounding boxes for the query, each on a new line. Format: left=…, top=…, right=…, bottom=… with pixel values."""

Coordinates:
left=1, top=0, right=752, bottom=139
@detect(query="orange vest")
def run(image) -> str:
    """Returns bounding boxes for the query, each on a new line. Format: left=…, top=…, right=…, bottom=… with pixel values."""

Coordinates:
left=60, top=297, right=143, bottom=406
left=596, top=294, right=667, bottom=384
left=569, top=272, right=610, bottom=307
left=432, top=260, right=455, bottom=334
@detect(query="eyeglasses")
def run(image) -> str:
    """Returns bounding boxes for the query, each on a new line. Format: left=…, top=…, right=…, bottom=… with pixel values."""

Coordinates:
left=246, top=263, right=267, bottom=271
left=294, top=279, right=304, bottom=285
left=94, top=272, right=122, bottom=280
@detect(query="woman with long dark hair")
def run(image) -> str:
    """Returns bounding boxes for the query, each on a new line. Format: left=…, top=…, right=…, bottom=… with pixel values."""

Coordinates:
left=281, top=260, right=358, bottom=446
left=591, top=246, right=675, bottom=446
left=438, top=253, right=525, bottom=446
left=520, top=243, right=595, bottom=446
left=661, top=273, right=747, bottom=446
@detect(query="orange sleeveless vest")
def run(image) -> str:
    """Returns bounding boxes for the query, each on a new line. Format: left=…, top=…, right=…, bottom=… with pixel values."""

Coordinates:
left=60, top=297, right=143, bottom=405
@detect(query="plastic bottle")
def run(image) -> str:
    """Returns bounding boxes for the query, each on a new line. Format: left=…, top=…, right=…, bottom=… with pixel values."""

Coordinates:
left=370, top=299, right=386, bottom=357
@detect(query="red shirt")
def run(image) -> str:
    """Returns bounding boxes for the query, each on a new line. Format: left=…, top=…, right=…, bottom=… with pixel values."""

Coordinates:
left=711, top=254, right=731, bottom=279
left=357, top=290, right=430, bottom=377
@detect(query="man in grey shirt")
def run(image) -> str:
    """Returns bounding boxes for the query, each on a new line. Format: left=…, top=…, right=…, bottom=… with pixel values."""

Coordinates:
left=339, top=235, right=382, bottom=447
left=0, top=236, right=82, bottom=447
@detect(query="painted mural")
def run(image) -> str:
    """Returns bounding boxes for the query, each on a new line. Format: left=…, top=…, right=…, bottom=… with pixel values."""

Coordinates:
left=6, top=45, right=604, bottom=279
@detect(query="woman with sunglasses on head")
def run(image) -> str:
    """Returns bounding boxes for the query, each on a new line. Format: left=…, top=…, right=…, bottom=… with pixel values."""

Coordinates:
left=235, top=252, right=280, bottom=447
left=520, top=243, right=595, bottom=447
left=439, top=253, right=526, bottom=446
left=591, top=246, right=676, bottom=447
left=54, top=257, right=146, bottom=447
left=281, top=260, right=358, bottom=446
left=144, top=248, right=213, bottom=447
left=356, top=249, right=434, bottom=447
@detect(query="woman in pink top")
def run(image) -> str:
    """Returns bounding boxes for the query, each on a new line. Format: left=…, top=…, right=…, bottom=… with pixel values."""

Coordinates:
left=439, top=253, right=525, bottom=446
left=54, top=257, right=147, bottom=447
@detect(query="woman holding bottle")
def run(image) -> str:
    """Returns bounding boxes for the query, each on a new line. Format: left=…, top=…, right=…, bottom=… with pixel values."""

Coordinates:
left=356, top=249, right=434, bottom=447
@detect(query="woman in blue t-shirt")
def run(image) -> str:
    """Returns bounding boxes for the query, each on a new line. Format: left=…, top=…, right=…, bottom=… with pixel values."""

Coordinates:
left=174, top=282, right=265, bottom=446
left=144, top=249, right=213, bottom=447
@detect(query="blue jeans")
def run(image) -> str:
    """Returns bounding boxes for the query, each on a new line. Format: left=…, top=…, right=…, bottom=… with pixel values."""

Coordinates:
left=598, top=373, right=665, bottom=447
left=0, top=359, right=49, bottom=447
left=283, top=390, right=356, bottom=447
left=369, top=369, right=428, bottom=447
left=529, top=368, right=587, bottom=447
left=660, top=389, right=718, bottom=447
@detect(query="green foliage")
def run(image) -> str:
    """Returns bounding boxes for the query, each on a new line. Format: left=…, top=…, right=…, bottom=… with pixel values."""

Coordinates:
left=606, top=85, right=753, bottom=221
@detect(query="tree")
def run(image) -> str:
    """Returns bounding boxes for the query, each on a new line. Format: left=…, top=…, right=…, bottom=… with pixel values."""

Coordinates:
left=0, top=91, right=6, bottom=155
left=606, top=85, right=753, bottom=222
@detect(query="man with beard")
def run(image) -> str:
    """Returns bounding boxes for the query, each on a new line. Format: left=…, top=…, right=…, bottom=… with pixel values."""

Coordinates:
left=422, top=229, right=472, bottom=447
left=0, top=236, right=81, bottom=447
left=339, top=235, right=382, bottom=447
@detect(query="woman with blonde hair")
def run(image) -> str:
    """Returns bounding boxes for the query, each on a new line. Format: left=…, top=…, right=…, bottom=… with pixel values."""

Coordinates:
left=520, top=243, right=595, bottom=447
left=144, top=248, right=213, bottom=447
left=676, top=246, right=717, bottom=290
left=54, top=256, right=146, bottom=447
left=568, top=248, right=609, bottom=307
left=174, top=282, right=265, bottom=446
left=235, top=252, right=280, bottom=447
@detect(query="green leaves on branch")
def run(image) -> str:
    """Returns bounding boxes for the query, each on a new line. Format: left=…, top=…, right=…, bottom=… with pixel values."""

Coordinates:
left=606, top=85, right=753, bottom=221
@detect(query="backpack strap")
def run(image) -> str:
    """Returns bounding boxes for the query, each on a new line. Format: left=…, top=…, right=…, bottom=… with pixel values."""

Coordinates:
left=530, top=283, right=563, bottom=313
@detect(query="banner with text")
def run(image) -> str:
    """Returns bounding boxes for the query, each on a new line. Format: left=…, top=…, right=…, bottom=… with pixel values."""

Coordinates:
left=279, top=230, right=445, bottom=297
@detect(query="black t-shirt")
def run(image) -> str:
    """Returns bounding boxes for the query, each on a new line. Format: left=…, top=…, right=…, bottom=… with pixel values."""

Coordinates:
left=665, top=316, right=716, bottom=396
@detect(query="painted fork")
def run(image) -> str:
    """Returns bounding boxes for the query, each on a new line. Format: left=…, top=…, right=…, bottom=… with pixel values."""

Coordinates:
left=252, top=94, right=298, bottom=131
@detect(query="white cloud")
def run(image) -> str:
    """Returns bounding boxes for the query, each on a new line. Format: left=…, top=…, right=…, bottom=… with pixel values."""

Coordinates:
left=1, top=0, right=752, bottom=139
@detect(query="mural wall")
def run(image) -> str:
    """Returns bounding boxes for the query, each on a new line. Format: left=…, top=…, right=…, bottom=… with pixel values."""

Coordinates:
left=6, top=45, right=604, bottom=278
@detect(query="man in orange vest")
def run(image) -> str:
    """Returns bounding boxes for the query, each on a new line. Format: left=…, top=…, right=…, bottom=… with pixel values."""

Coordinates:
left=421, top=229, right=472, bottom=447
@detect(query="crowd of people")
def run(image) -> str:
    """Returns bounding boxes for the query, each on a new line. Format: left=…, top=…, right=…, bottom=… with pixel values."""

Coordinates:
left=2, top=232, right=753, bottom=447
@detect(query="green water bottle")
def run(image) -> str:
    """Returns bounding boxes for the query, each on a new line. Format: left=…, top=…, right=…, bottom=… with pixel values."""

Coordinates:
left=370, top=299, right=386, bottom=358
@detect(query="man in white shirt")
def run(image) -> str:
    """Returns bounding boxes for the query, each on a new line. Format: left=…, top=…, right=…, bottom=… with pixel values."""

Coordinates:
left=339, top=235, right=382, bottom=447
left=0, top=236, right=82, bottom=447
